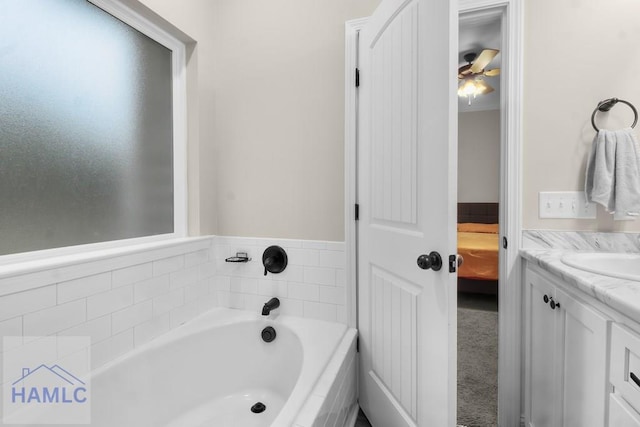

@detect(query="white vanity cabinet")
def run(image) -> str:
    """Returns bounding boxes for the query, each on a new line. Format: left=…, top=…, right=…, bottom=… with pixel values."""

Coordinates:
left=524, top=265, right=609, bottom=427
left=609, top=323, right=640, bottom=426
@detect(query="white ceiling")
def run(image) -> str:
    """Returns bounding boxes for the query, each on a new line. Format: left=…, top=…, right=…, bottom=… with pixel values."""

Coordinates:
left=458, top=13, right=501, bottom=113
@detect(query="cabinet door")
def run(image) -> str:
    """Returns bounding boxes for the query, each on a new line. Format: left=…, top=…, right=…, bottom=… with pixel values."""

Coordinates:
left=526, top=268, right=558, bottom=427
left=556, top=287, right=608, bottom=427
left=610, top=393, right=640, bottom=427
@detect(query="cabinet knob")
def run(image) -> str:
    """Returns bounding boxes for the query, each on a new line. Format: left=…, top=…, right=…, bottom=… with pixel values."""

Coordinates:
left=543, top=294, right=549, bottom=304
left=550, top=298, right=560, bottom=310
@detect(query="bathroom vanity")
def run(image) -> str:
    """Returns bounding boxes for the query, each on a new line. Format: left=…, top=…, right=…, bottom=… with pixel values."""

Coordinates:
left=522, top=233, right=640, bottom=427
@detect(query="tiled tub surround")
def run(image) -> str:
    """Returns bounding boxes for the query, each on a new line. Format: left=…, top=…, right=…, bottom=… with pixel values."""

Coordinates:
left=521, top=230, right=640, bottom=323
left=0, top=238, right=218, bottom=370
left=0, top=236, right=347, bottom=369
left=213, top=237, right=347, bottom=323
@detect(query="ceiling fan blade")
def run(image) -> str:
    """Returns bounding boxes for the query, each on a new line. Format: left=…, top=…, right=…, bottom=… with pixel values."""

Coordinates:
left=458, top=64, right=473, bottom=79
left=470, top=49, right=499, bottom=74
left=484, top=68, right=501, bottom=77
left=475, top=79, right=495, bottom=95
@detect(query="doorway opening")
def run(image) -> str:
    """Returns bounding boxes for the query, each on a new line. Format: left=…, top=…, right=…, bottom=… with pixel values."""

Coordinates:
left=456, top=11, right=502, bottom=427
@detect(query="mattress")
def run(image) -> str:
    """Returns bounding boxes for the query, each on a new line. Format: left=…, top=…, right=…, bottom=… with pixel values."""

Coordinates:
left=457, top=223, right=499, bottom=281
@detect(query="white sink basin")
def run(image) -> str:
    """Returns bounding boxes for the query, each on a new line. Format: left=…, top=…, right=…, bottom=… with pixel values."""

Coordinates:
left=561, top=252, right=640, bottom=282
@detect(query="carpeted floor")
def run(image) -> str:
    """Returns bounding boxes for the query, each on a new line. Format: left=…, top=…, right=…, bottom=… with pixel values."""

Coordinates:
left=354, top=409, right=372, bottom=426
left=457, top=295, right=498, bottom=427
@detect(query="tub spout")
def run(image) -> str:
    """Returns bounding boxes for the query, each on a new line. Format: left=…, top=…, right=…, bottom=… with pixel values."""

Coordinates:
left=262, top=297, right=280, bottom=316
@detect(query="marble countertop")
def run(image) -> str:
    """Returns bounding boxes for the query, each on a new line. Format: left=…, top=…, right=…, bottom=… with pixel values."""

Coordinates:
left=521, top=248, right=640, bottom=323
left=521, top=229, right=640, bottom=324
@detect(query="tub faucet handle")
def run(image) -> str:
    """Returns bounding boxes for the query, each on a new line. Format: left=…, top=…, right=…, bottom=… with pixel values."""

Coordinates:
left=263, top=257, right=274, bottom=276
left=262, top=246, right=288, bottom=276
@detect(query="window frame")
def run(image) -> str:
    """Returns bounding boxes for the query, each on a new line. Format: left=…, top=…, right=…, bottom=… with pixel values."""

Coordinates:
left=0, top=0, right=189, bottom=266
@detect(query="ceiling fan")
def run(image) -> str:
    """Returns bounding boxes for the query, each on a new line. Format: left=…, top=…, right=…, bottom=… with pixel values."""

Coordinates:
left=457, top=49, right=500, bottom=104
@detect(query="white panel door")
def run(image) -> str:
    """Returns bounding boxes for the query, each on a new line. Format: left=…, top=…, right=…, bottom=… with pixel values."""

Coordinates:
left=357, top=0, right=457, bottom=425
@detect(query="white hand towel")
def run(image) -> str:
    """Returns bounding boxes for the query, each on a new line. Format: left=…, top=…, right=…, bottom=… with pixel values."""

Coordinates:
left=585, top=130, right=616, bottom=212
left=585, top=128, right=640, bottom=216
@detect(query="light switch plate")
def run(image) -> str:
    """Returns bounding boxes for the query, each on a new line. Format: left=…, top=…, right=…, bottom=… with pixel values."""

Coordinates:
left=539, top=191, right=597, bottom=219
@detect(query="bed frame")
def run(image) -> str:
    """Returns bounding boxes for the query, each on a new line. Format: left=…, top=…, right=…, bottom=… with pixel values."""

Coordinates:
left=458, top=202, right=499, bottom=224
left=458, top=202, right=499, bottom=295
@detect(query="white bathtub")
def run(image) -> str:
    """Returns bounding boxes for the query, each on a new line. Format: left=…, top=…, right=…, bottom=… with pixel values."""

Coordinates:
left=25, top=308, right=355, bottom=427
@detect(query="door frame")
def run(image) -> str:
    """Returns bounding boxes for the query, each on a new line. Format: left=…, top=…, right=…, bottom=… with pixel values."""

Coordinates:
left=344, top=17, right=368, bottom=330
left=344, top=0, right=524, bottom=425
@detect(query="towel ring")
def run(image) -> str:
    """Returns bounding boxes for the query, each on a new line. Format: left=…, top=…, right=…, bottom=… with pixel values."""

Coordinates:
left=591, top=98, right=638, bottom=132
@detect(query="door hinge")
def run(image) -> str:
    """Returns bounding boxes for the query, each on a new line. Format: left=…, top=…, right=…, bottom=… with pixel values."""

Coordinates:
left=356, top=336, right=360, bottom=352
left=448, top=255, right=457, bottom=273
left=355, top=68, right=360, bottom=87
left=503, top=236, right=508, bottom=249
left=355, top=203, right=360, bottom=221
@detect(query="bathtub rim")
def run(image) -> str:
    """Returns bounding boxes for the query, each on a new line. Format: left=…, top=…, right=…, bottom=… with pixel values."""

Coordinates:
left=87, top=307, right=348, bottom=426
left=90, top=307, right=344, bottom=372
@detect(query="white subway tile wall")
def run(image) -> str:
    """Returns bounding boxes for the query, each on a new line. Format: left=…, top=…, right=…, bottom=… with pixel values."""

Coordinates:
left=214, top=237, right=347, bottom=323
left=0, top=239, right=216, bottom=370
left=0, top=236, right=347, bottom=371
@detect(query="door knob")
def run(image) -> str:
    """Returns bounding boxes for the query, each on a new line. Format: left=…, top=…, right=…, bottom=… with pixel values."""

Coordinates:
left=417, top=252, right=443, bottom=271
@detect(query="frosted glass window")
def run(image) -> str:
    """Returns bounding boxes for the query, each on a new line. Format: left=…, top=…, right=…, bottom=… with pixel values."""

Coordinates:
left=0, top=0, right=175, bottom=256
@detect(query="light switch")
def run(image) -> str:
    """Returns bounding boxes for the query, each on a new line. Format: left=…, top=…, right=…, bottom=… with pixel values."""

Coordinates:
left=539, top=191, right=597, bottom=219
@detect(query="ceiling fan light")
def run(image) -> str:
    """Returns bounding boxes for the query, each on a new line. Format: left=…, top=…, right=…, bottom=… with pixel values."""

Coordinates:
left=458, top=79, right=478, bottom=97
left=475, top=79, right=488, bottom=93
left=458, top=79, right=480, bottom=105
